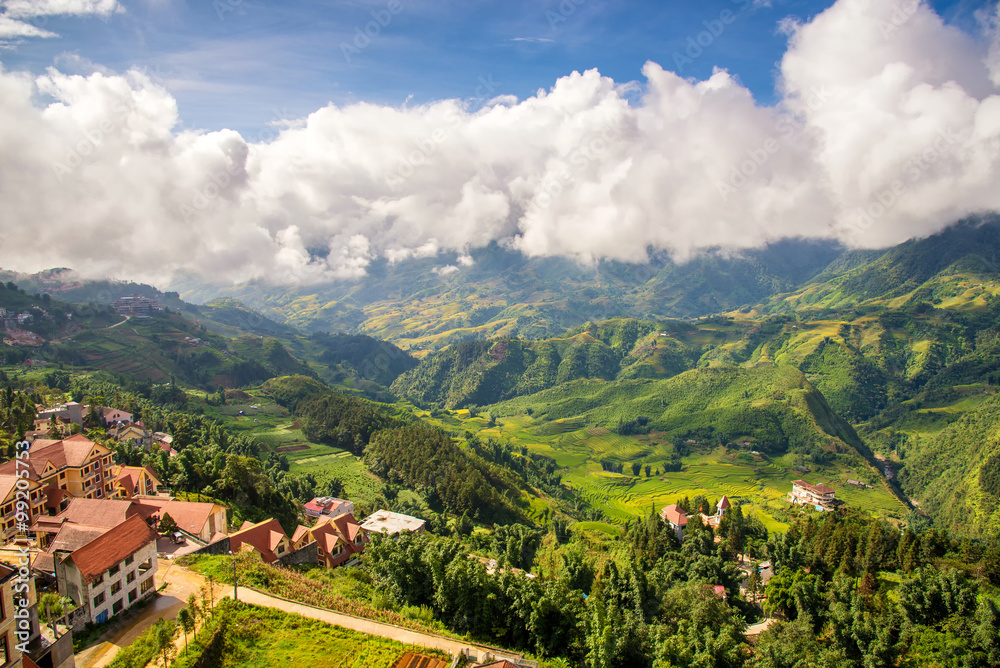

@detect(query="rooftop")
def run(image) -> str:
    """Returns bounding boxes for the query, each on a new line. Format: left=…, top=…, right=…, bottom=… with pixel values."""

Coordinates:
left=360, top=510, right=426, bottom=535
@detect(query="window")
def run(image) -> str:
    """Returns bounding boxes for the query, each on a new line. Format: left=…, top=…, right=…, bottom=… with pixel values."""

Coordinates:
left=126, top=571, right=136, bottom=584
left=124, top=555, right=134, bottom=566
left=112, top=600, right=123, bottom=614
left=59, top=472, right=66, bottom=480
left=93, top=592, right=105, bottom=607
left=111, top=581, right=122, bottom=595
left=127, top=590, right=137, bottom=603
left=140, top=578, right=153, bottom=594
left=0, top=635, right=7, bottom=665
left=109, top=564, right=120, bottom=576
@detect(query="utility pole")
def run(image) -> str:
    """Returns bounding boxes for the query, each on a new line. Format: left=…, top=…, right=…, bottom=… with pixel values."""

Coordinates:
left=230, top=551, right=237, bottom=601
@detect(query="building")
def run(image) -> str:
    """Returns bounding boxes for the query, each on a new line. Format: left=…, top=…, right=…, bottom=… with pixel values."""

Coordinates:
left=0, top=561, right=41, bottom=668
left=110, top=466, right=161, bottom=499
left=309, top=513, right=366, bottom=568
left=360, top=510, right=426, bottom=537
left=0, top=475, right=46, bottom=542
left=54, top=515, right=158, bottom=625
left=789, top=480, right=840, bottom=511
left=0, top=435, right=115, bottom=514
left=31, top=498, right=135, bottom=550
left=35, top=403, right=84, bottom=428
left=228, top=518, right=291, bottom=563
left=109, top=425, right=151, bottom=450
left=101, top=408, right=133, bottom=427
left=129, top=499, right=227, bottom=543
left=303, top=497, right=354, bottom=519
left=700, top=494, right=732, bottom=531
left=110, top=296, right=162, bottom=318
left=660, top=504, right=688, bottom=542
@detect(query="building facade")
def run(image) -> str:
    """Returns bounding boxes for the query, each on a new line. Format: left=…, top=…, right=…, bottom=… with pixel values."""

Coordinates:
left=54, top=515, right=158, bottom=625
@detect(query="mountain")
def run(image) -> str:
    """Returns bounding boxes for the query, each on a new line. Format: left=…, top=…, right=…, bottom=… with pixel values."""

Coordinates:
left=188, top=239, right=845, bottom=352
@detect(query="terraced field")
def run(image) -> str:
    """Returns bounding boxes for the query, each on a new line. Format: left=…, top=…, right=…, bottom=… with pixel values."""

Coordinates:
left=415, top=408, right=909, bottom=532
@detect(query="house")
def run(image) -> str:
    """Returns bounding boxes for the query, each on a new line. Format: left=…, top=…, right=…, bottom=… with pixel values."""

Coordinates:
left=228, top=518, right=291, bottom=563
left=290, top=525, right=312, bottom=550
left=359, top=510, right=426, bottom=537
left=0, top=435, right=115, bottom=513
left=789, top=480, right=840, bottom=511
left=129, top=499, right=227, bottom=543
left=700, top=495, right=732, bottom=531
left=660, top=504, right=688, bottom=542
left=54, top=514, right=158, bottom=625
left=110, top=466, right=160, bottom=499
left=0, top=560, right=41, bottom=668
left=303, top=497, right=354, bottom=519
left=31, top=498, right=137, bottom=551
left=110, top=425, right=151, bottom=449
left=35, top=403, right=84, bottom=427
left=308, top=513, right=366, bottom=568
left=0, top=474, right=46, bottom=542
left=101, top=408, right=133, bottom=427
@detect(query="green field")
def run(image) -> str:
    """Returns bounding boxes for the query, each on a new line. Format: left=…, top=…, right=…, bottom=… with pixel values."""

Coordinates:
left=417, top=408, right=908, bottom=532
left=195, top=392, right=385, bottom=506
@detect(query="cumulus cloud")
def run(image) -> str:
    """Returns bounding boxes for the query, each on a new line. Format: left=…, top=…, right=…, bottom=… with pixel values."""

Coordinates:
left=0, top=0, right=999, bottom=287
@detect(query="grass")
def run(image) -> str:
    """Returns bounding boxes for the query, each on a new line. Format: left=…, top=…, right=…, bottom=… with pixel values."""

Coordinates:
left=174, top=599, right=446, bottom=668
left=407, top=404, right=908, bottom=532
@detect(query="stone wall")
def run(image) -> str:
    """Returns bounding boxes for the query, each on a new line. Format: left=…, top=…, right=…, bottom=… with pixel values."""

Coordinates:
left=275, top=542, right=317, bottom=567
left=65, top=603, right=91, bottom=633
left=189, top=537, right=231, bottom=557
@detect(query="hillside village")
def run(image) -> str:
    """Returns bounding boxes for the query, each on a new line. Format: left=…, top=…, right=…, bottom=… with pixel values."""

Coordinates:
left=0, top=397, right=435, bottom=668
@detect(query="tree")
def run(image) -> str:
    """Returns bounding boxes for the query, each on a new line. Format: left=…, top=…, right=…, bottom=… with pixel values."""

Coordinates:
left=186, top=592, right=200, bottom=629
left=631, top=462, right=642, bottom=476
left=154, top=618, right=175, bottom=668
left=158, top=512, right=178, bottom=534
left=177, top=607, right=193, bottom=655
left=746, top=563, right=762, bottom=605
left=39, top=592, right=66, bottom=638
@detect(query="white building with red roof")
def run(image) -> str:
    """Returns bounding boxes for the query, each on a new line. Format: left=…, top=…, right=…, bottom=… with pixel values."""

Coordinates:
left=789, top=480, right=840, bottom=511
left=660, top=503, right=688, bottom=542
left=54, top=514, right=158, bottom=624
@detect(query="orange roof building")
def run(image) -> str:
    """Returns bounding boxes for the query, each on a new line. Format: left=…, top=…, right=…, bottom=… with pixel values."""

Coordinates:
left=0, top=435, right=115, bottom=513
left=54, top=514, right=159, bottom=625
left=228, top=518, right=291, bottom=563
left=308, top=513, right=367, bottom=568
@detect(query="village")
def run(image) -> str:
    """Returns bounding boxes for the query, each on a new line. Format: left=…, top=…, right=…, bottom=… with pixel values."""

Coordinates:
left=0, top=398, right=430, bottom=668
left=0, top=395, right=853, bottom=668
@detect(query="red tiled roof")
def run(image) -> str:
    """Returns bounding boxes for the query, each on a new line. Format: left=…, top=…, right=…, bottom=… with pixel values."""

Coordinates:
left=661, top=504, right=688, bottom=527
left=718, top=495, right=731, bottom=511
left=50, top=523, right=110, bottom=553
left=66, top=514, right=158, bottom=584
left=229, top=518, right=289, bottom=563
left=0, top=436, right=109, bottom=478
left=478, top=662, right=521, bottom=668
left=792, top=480, right=836, bottom=496
left=112, top=465, right=161, bottom=497
left=291, top=525, right=311, bottom=544
left=0, top=473, right=40, bottom=502
left=56, top=498, right=136, bottom=528
left=131, top=499, right=223, bottom=536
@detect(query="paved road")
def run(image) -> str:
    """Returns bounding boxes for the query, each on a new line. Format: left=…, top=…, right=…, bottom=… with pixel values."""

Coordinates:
left=77, top=561, right=219, bottom=668
left=233, top=585, right=516, bottom=663
left=105, top=316, right=130, bottom=329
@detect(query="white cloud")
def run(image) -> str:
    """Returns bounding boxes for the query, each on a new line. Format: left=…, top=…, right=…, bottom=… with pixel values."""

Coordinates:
left=1, top=0, right=119, bottom=19
left=0, top=15, right=56, bottom=39
left=0, top=0, right=999, bottom=287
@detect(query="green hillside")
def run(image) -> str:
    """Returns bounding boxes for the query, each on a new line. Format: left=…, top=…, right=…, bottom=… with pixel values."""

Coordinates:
left=897, top=394, right=1000, bottom=537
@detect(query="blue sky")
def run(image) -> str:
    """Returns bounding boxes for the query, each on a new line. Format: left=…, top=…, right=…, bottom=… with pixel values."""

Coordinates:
left=1, top=0, right=994, bottom=136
